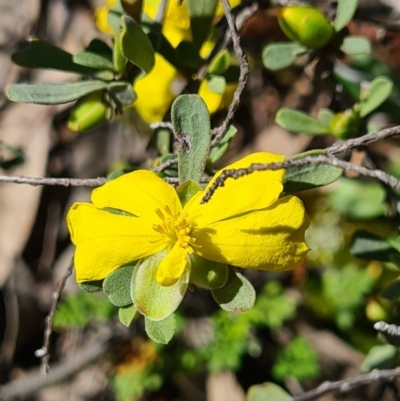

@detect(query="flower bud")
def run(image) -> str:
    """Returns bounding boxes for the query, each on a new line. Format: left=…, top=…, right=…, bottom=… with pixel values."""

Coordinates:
left=278, top=6, right=334, bottom=49
left=329, top=109, right=359, bottom=139
left=68, top=91, right=111, bottom=133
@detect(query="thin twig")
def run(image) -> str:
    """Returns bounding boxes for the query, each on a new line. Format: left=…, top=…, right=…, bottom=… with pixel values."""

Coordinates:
left=287, top=368, right=400, bottom=401
left=374, top=321, right=400, bottom=337
left=201, top=155, right=400, bottom=203
left=210, top=0, right=249, bottom=147
left=327, top=125, right=400, bottom=155
left=149, top=121, right=174, bottom=131
left=152, top=158, right=177, bottom=173
left=0, top=175, right=107, bottom=187
left=36, top=261, right=73, bottom=377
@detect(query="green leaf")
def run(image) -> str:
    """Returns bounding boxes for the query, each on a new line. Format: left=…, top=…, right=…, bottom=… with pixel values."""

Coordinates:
left=276, top=108, right=330, bottom=135
left=145, top=313, right=176, bottom=344
left=11, top=39, right=98, bottom=75
left=208, top=50, right=231, bottom=75
left=0, top=144, right=25, bottom=170
left=350, top=230, right=398, bottom=262
left=103, top=264, right=135, bottom=306
left=318, top=108, right=334, bottom=126
left=381, top=280, right=400, bottom=299
left=175, top=41, right=203, bottom=69
left=340, top=36, right=371, bottom=56
left=186, top=0, right=217, bottom=50
left=172, top=95, right=211, bottom=184
left=360, top=344, right=397, bottom=373
left=108, top=81, right=136, bottom=107
left=119, top=304, right=137, bottom=327
left=262, top=42, right=308, bottom=71
left=132, top=251, right=190, bottom=321
left=247, top=382, right=291, bottom=401
left=73, top=51, right=115, bottom=71
left=272, top=337, right=321, bottom=382
left=206, top=75, right=226, bottom=94
left=283, top=150, right=342, bottom=193
left=6, top=80, right=108, bottom=105
left=334, top=0, right=358, bottom=32
left=208, top=125, right=237, bottom=164
left=190, top=255, right=228, bottom=290
left=360, top=76, right=393, bottom=117
left=212, top=268, right=256, bottom=312
left=79, top=280, right=103, bottom=293
left=120, top=16, right=155, bottom=73
left=177, top=180, right=202, bottom=207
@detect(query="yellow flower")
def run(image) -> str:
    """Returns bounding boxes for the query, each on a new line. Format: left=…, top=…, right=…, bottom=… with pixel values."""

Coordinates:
left=67, top=153, right=309, bottom=287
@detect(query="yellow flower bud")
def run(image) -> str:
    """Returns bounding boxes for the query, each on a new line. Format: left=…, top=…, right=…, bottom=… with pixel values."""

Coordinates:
left=329, top=109, right=359, bottom=139
left=68, top=91, right=111, bottom=133
left=278, top=5, right=334, bottom=48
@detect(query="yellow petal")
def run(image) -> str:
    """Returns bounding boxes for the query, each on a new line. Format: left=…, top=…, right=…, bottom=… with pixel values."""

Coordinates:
left=193, top=196, right=309, bottom=271
left=185, top=152, right=286, bottom=226
left=91, top=170, right=181, bottom=220
left=156, top=244, right=188, bottom=286
left=67, top=203, right=164, bottom=282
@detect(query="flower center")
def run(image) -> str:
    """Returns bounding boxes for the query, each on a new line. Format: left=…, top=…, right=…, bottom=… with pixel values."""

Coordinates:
left=153, top=206, right=198, bottom=253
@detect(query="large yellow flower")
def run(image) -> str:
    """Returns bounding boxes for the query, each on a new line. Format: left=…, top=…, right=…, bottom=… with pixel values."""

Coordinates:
left=67, top=152, right=309, bottom=287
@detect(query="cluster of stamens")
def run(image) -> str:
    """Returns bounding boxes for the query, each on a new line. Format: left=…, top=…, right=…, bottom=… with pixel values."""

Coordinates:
left=153, top=206, right=199, bottom=253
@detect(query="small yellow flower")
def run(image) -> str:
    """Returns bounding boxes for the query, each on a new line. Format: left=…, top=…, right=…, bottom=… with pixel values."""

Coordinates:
left=67, top=153, right=309, bottom=287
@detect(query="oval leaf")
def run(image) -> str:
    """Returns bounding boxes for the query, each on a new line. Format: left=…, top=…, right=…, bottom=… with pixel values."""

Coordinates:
left=211, top=268, right=255, bottom=312
left=190, top=255, right=228, bottom=290
left=360, top=76, right=393, bottom=117
left=6, top=80, right=108, bottom=105
left=119, top=304, right=137, bottom=327
left=334, top=0, right=358, bottom=32
left=172, top=95, right=211, bottom=184
left=108, top=81, right=136, bottom=107
left=145, top=314, right=176, bottom=344
left=276, top=108, right=330, bottom=135
left=11, top=39, right=98, bottom=75
left=360, top=344, right=397, bottom=373
left=120, top=15, right=155, bottom=73
left=132, top=251, right=189, bottom=321
left=247, top=382, right=290, bottom=401
left=340, top=36, right=371, bottom=56
left=103, top=264, right=135, bottom=306
left=73, top=51, right=115, bottom=71
left=262, top=42, right=307, bottom=71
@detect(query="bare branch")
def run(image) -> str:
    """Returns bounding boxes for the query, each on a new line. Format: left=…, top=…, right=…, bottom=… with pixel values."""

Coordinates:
left=211, top=0, right=249, bottom=147
left=201, top=155, right=400, bottom=203
left=287, top=367, right=400, bottom=401
left=327, top=125, right=400, bottom=155
left=149, top=121, right=174, bottom=131
left=374, top=321, right=400, bottom=337
left=36, top=261, right=73, bottom=377
left=152, top=158, right=177, bottom=173
left=0, top=175, right=107, bottom=187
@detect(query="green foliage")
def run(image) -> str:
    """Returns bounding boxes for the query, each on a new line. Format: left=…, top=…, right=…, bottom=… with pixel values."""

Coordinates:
left=189, top=255, right=228, bottom=290
left=103, top=264, right=135, bottom=307
left=262, top=42, right=307, bottom=71
left=119, top=304, right=137, bottom=327
left=145, top=314, right=176, bottom=344
left=323, top=265, right=375, bottom=329
left=334, top=0, right=358, bottom=32
left=113, top=369, right=162, bottom=401
left=247, top=382, right=291, bottom=401
left=359, top=76, right=393, bottom=117
left=0, top=144, right=25, bottom=170
left=208, top=125, right=237, bottom=164
left=54, top=292, right=114, bottom=328
left=276, top=108, right=330, bottom=135
left=211, top=268, right=256, bottom=312
left=340, top=36, right=371, bottom=56
left=272, top=337, right=321, bottom=382
left=360, top=344, right=397, bottom=373
left=172, top=95, right=211, bottom=184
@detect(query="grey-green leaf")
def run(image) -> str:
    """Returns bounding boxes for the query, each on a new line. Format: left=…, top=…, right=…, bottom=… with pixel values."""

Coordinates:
left=108, top=81, right=136, bottom=107
left=120, top=15, right=155, bottom=73
left=318, top=108, right=334, bottom=126
left=360, top=344, right=397, bottom=373
left=247, top=382, right=291, bottom=401
left=359, top=76, right=393, bottom=117
left=119, top=304, right=137, bottom=327
left=103, top=264, right=135, bottom=306
left=350, top=230, right=398, bottom=262
left=145, top=314, right=176, bottom=344
left=212, top=268, right=255, bottom=312
left=340, top=36, right=371, bottom=56
left=11, top=39, right=98, bottom=75
left=79, top=280, right=103, bottom=293
left=73, top=51, right=115, bottom=71
left=132, top=251, right=189, bottom=321
left=262, top=42, right=308, bottom=71
left=334, top=0, right=358, bottom=32
left=6, top=80, right=108, bottom=105
left=276, top=108, right=330, bottom=135
left=172, top=95, right=211, bottom=184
